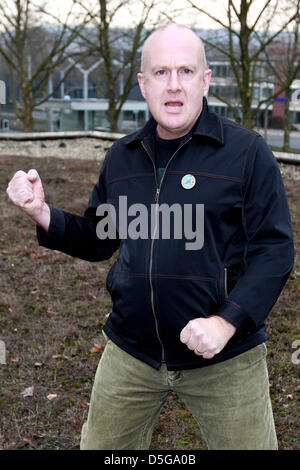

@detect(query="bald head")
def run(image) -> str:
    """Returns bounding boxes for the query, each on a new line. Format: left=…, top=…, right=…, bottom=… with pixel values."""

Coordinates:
left=137, top=23, right=211, bottom=139
left=141, top=24, right=208, bottom=74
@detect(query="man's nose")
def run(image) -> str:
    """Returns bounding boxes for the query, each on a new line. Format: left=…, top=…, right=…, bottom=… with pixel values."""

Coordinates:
left=167, top=70, right=181, bottom=92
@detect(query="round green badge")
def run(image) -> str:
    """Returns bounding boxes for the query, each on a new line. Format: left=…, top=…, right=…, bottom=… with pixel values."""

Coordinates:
left=181, top=174, right=196, bottom=189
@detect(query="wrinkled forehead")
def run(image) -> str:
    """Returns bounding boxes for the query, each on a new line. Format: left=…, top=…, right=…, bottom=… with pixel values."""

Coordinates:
left=141, top=26, right=205, bottom=73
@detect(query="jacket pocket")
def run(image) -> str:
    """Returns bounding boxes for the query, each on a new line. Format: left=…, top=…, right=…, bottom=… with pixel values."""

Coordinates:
left=219, top=266, right=229, bottom=305
left=106, top=260, right=118, bottom=293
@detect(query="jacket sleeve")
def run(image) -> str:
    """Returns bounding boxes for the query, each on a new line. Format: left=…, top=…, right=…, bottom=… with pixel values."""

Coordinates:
left=36, top=150, right=120, bottom=262
left=216, top=136, right=294, bottom=335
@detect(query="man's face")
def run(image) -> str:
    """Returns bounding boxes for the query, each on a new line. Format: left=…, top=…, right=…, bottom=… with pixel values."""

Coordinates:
left=138, top=27, right=211, bottom=140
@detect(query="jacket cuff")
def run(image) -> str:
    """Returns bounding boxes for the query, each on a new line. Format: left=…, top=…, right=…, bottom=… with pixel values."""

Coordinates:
left=216, top=299, right=256, bottom=337
left=36, top=206, right=65, bottom=247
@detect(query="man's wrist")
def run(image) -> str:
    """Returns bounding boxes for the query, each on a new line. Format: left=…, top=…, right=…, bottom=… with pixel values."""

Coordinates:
left=30, top=202, right=51, bottom=232
left=211, top=315, right=237, bottom=339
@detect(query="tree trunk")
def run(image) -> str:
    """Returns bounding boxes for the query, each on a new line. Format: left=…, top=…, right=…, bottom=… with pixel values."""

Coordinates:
left=241, top=92, right=254, bottom=129
left=109, top=119, right=119, bottom=133
left=20, top=75, right=34, bottom=132
left=23, top=107, right=33, bottom=132
left=283, top=90, right=291, bottom=151
left=107, top=106, right=121, bottom=133
left=264, top=106, right=269, bottom=142
left=239, top=2, right=253, bottom=129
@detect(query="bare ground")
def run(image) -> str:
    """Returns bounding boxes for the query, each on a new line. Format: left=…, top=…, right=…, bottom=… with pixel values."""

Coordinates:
left=0, top=152, right=299, bottom=450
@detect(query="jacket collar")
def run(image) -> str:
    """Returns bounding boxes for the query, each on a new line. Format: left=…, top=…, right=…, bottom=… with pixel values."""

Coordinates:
left=125, top=98, right=225, bottom=146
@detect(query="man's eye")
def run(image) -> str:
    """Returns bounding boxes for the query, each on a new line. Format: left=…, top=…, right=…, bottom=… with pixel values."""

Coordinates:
left=156, top=70, right=166, bottom=76
left=183, top=68, right=192, bottom=74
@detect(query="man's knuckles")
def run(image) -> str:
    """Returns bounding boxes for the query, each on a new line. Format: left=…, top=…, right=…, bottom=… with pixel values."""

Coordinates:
left=7, top=179, right=35, bottom=208
left=14, top=170, right=27, bottom=179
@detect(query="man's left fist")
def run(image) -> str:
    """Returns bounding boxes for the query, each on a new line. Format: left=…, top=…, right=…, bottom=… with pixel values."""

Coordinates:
left=180, top=316, right=236, bottom=359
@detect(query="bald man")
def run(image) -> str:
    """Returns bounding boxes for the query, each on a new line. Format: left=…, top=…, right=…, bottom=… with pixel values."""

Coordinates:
left=7, top=24, right=293, bottom=450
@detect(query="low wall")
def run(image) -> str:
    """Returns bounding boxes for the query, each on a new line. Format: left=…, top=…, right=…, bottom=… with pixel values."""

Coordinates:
left=0, top=130, right=300, bottom=166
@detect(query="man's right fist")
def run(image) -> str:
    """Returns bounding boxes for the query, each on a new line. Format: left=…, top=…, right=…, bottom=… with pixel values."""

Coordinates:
left=6, top=169, right=50, bottom=230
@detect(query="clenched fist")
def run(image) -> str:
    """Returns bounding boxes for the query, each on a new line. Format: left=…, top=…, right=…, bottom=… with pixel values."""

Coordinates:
left=180, top=315, right=236, bottom=359
left=6, top=169, right=50, bottom=231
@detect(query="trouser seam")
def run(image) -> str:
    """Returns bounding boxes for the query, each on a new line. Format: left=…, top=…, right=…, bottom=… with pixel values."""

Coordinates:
left=138, top=396, right=169, bottom=450
left=138, top=416, right=154, bottom=450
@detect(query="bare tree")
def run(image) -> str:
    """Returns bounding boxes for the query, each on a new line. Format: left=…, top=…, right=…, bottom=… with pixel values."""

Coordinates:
left=0, top=0, right=85, bottom=131
left=263, top=1, right=300, bottom=150
left=71, top=0, right=168, bottom=132
left=189, top=0, right=300, bottom=129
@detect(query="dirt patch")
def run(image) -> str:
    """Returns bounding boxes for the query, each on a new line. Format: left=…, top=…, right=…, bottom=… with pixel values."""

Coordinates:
left=0, top=153, right=299, bottom=450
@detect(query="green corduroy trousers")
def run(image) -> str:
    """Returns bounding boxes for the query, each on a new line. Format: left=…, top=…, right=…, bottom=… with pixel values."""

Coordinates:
left=80, top=339, right=277, bottom=450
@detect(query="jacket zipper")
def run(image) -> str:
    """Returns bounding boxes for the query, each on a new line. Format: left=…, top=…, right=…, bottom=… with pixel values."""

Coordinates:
left=141, top=137, right=192, bottom=363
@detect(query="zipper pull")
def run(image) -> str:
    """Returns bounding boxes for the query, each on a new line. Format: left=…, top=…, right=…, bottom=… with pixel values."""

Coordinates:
left=155, top=188, right=160, bottom=203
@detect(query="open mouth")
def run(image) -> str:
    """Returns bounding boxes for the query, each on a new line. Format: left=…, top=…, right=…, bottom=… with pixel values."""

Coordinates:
left=165, top=101, right=183, bottom=109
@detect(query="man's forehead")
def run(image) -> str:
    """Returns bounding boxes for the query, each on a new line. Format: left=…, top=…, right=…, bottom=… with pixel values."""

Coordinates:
left=143, top=29, right=203, bottom=70
left=142, top=25, right=205, bottom=68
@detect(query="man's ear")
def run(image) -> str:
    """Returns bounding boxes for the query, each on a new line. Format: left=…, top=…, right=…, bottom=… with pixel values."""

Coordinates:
left=203, top=69, right=212, bottom=97
left=137, top=72, right=146, bottom=99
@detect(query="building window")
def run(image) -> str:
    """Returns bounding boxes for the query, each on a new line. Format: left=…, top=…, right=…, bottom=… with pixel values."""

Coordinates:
left=253, top=87, right=259, bottom=99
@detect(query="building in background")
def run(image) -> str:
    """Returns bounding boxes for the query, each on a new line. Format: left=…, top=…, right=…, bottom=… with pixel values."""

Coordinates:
left=0, top=29, right=300, bottom=133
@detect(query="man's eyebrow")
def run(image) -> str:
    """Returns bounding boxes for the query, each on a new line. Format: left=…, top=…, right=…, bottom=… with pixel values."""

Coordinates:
left=150, top=63, right=198, bottom=71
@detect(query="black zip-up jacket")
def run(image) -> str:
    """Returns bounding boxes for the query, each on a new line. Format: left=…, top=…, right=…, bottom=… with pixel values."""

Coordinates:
left=37, top=99, right=294, bottom=370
